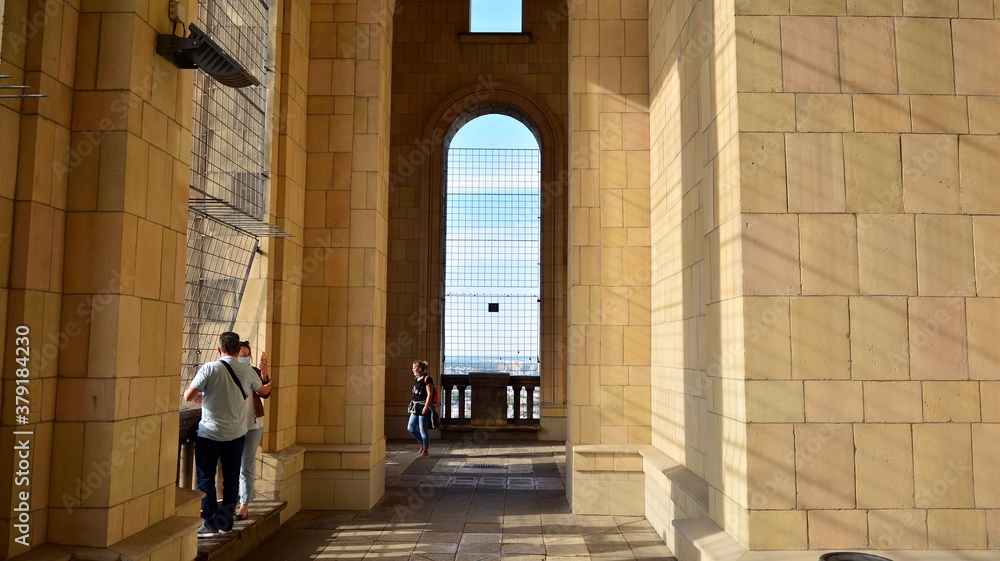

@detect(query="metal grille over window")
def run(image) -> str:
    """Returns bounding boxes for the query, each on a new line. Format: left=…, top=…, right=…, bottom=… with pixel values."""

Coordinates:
left=182, top=0, right=288, bottom=389
left=444, top=148, right=541, bottom=376
left=182, top=216, right=259, bottom=391
left=188, top=0, right=271, bottom=222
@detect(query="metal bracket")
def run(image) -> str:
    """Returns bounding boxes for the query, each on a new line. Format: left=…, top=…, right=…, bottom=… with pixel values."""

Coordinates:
left=0, top=75, right=47, bottom=99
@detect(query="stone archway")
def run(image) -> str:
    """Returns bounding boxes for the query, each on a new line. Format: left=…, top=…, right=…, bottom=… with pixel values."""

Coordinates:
left=415, top=81, right=569, bottom=440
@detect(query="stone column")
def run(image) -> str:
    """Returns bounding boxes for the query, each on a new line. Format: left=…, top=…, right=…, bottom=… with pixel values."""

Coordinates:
left=731, top=3, right=1000, bottom=552
left=43, top=0, right=195, bottom=552
left=232, top=0, right=311, bottom=523
left=296, top=0, right=394, bottom=510
left=0, top=0, right=75, bottom=554
left=567, top=0, right=651, bottom=515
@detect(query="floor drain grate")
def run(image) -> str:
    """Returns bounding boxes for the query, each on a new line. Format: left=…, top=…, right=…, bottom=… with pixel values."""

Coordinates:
left=467, top=463, right=503, bottom=469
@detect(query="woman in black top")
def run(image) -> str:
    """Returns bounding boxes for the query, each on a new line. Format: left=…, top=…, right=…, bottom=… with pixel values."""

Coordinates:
left=407, top=360, right=435, bottom=458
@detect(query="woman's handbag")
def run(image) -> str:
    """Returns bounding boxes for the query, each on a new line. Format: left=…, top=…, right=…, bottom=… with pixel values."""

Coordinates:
left=430, top=407, right=440, bottom=429
left=253, top=393, right=265, bottom=418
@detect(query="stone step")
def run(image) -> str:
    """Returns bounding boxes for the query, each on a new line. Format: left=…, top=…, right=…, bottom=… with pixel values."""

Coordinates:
left=194, top=501, right=286, bottom=561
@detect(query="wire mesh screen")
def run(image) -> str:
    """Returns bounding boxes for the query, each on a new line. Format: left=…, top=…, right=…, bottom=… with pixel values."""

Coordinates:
left=181, top=215, right=258, bottom=391
left=191, top=0, right=268, bottom=217
left=181, top=0, right=269, bottom=395
left=444, top=148, right=540, bottom=376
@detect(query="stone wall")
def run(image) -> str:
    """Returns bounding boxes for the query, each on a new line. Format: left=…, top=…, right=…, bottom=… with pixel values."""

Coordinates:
left=566, top=0, right=653, bottom=512
left=648, top=0, right=743, bottom=545
left=1, top=0, right=198, bottom=556
left=735, top=0, right=1000, bottom=551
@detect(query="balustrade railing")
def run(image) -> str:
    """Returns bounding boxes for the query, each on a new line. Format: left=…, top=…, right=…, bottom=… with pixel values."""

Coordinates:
left=439, top=372, right=540, bottom=427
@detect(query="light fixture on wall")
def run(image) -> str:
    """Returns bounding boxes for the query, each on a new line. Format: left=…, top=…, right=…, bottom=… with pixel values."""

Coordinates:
left=156, top=23, right=261, bottom=89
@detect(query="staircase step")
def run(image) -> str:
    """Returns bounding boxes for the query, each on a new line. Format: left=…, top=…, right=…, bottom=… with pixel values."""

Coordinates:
left=195, top=501, right=286, bottom=561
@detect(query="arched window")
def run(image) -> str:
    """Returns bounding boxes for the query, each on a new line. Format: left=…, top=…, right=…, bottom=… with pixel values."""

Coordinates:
left=470, top=0, right=522, bottom=32
left=444, top=115, right=540, bottom=377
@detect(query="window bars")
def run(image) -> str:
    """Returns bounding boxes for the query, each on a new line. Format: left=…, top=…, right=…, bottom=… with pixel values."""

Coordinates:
left=189, top=0, right=268, bottom=217
left=182, top=0, right=282, bottom=389
left=181, top=216, right=259, bottom=391
left=444, top=148, right=541, bottom=376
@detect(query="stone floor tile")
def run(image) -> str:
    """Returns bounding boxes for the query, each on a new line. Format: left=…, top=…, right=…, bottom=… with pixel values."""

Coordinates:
left=585, top=533, right=629, bottom=545
left=465, top=522, right=504, bottom=533
left=457, top=541, right=502, bottom=554
left=459, top=532, right=503, bottom=544
left=630, top=543, right=676, bottom=559
left=374, top=529, right=422, bottom=542
left=238, top=441, right=674, bottom=561
left=502, top=524, right=543, bottom=534
left=419, top=531, right=463, bottom=544
left=411, top=553, right=459, bottom=561
left=454, top=553, right=501, bottom=561
left=500, top=540, right=546, bottom=555
left=588, top=541, right=634, bottom=554
left=362, top=552, right=409, bottom=560
left=414, top=541, right=460, bottom=554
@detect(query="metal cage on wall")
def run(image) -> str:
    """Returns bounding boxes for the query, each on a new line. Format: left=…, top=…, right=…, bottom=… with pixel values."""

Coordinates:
left=181, top=0, right=289, bottom=392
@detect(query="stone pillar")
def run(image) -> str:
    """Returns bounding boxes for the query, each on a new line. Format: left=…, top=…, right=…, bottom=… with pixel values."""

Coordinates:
left=644, top=0, right=740, bottom=550
left=296, top=0, right=394, bottom=510
left=0, top=0, right=74, bottom=553
left=730, top=3, right=1000, bottom=552
left=567, top=0, right=651, bottom=515
left=42, top=0, right=195, bottom=551
left=236, top=0, right=310, bottom=522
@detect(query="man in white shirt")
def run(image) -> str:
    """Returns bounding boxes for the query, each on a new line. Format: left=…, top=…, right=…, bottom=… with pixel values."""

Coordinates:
left=184, top=331, right=262, bottom=537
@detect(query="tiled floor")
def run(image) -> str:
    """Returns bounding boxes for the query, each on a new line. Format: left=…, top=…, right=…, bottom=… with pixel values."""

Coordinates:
left=240, top=440, right=676, bottom=560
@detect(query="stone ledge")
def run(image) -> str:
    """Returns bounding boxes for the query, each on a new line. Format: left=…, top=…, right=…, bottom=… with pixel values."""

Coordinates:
left=572, top=443, right=645, bottom=473
left=259, top=445, right=305, bottom=481
left=43, top=515, right=202, bottom=561
left=672, top=518, right=1000, bottom=561
left=572, top=444, right=645, bottom=455
left=673, top=518, right=748, bottom=561
left=8, top=545, right=72, bottom=561
left=174, top=487, right=203, bottom=519
left=301, top=443, right=378, bottom=470
left=457, top=31, right=531, bottom=43
left=639, top=446, right=710, bottom=516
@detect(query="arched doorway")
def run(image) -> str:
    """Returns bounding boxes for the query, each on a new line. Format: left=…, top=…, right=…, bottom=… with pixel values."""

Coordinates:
left=409, top=83, right=568, bottom=440
left=441, top=115, right=542, bottom=425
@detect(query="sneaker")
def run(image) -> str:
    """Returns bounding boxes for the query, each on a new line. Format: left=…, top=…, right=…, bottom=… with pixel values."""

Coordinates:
left=197, top=524, right=219, bottom=538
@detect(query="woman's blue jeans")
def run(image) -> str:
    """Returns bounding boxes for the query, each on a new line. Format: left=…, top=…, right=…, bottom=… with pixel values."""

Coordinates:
left=239, top=427, right=263, bottom=505
left=407, top=412, right=430, bottom=448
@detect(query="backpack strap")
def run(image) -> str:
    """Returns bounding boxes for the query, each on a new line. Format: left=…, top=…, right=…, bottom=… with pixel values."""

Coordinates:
left=219, top=360, right=248, bottom=401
